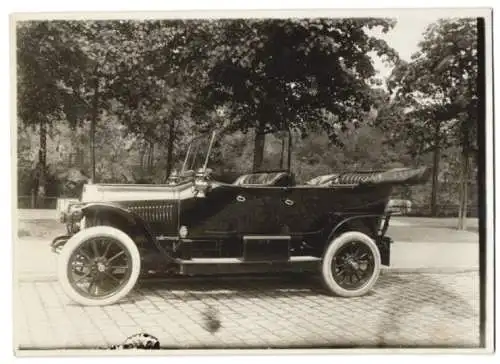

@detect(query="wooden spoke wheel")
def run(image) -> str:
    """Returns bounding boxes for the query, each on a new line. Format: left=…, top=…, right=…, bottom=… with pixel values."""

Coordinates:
left=321, top=231, right=381, bottom=297
left=58, top=226, right=141, bottom=306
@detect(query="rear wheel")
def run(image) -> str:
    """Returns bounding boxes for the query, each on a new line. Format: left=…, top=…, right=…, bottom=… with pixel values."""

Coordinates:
left=321, top=231, right=381, bottom=297
left=58, top=226, right=141, bottom=306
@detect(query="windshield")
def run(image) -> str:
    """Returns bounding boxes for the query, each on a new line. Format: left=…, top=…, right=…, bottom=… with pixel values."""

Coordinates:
left=178, top=127, right=292, bottom=178
left=180, top=131, right=217, bottom=174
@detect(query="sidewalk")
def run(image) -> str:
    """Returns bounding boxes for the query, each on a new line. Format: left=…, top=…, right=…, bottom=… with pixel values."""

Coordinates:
left=387, top=242, right=478, bottom=273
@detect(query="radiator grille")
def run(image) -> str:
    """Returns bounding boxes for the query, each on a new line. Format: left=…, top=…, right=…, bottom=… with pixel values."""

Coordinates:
left=128, top=202, right=177, bottom=224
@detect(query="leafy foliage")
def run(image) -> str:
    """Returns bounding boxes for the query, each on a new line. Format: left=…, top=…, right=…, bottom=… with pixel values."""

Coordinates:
left=15, top=18, right=478, bottom=216
left=377, top=18, right=479, bottom=219
left=187, top=19, right=398, bottom=168
left=383, top=18, right=478, bottom=154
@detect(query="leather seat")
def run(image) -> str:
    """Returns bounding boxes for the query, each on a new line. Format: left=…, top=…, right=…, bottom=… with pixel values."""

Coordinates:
left=233, top=172, right=295, bottom=187
left=305, top=167, right=431, bottom=186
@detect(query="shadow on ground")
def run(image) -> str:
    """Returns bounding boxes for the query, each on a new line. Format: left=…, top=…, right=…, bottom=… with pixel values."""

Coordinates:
left=129, top=273, right=479, bottom=348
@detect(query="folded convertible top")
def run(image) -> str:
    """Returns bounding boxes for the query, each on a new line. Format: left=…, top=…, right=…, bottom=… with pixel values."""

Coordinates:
left=306, top=167, right=431, bottom=186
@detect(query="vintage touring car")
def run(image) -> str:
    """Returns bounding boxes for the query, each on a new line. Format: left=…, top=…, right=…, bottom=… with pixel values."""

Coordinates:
left=52, top=129, right=430, bottom=306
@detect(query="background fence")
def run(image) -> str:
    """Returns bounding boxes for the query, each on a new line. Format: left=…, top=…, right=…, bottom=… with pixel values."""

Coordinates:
left=405, top=204, right=479, bottom=218
left=17, top=196, right=59, bottom=210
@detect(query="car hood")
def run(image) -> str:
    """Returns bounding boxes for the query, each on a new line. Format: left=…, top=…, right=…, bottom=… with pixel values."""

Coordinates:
left=81, top=182, right=195, bottom=203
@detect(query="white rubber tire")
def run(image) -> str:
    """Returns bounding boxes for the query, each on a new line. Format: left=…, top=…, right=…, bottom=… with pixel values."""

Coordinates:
left=58, top=226, right=141, bottom=306
left=321, top=231, right=381, bottom=297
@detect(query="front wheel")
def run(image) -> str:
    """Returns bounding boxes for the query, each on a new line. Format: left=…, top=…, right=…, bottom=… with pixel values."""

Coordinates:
left=321, top=231, right=381, bottom=297
left=58, top=226, right=141, bottom=306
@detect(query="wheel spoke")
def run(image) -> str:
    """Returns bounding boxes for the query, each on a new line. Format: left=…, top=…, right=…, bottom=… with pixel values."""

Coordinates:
left=354, top=269, right=363, bottom=281
left=91, top=240, right=100, bottom=258
left=76, top=250, right=92, bottom=263
left=101, top=240, right=113, bottom=258
left=107, top=250, right=125, bottom=263
left=103, top=271, right=121, bottom=283
left=74, top=271, right=92, bottom=283
left=88, top=278, right=97, bottom=296
left=110, top=265, right=128, bottom=270
left=342, top=274, right=352, bottom=283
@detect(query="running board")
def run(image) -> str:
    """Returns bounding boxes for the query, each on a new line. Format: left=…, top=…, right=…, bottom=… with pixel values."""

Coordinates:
left=177, top=256, right=321, bottom=275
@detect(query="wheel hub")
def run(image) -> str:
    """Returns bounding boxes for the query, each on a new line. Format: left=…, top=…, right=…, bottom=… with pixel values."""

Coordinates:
left=90, top=257, right=108, bottom=274
left=96, top=262, right=106, bottom=273
left=347, top=258, right=359, bottom=270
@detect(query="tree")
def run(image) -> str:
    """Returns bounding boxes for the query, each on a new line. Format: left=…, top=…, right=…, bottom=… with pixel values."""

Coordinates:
left=17, top=21, right=89, bottom=206
left=106, top=20, right=205, bottom=180
left=68, top=20, right=151, bottom=182
left=186, top=18, right=398, bottom=170
left=382, top=18, right=478, bottom=223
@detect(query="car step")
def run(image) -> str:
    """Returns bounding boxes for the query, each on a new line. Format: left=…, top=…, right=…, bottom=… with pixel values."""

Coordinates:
left=176, top=256, right=321, bottom=275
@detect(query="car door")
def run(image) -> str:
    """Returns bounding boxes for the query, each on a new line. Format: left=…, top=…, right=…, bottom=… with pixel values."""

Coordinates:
left=178, top=184, right=284, bottom=238
left=273, top=186, right=329, bottom=234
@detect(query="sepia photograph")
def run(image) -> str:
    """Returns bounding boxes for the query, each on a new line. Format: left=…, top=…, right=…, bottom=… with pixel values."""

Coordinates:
left=10, top=7, right=494, bottom=355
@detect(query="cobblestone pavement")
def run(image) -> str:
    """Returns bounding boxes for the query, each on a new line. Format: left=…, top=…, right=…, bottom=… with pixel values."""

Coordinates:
left=15, top=272, right=480, bottom=350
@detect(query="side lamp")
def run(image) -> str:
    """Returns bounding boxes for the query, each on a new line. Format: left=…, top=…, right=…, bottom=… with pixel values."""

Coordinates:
left=193, top=168, right=212, bottom=197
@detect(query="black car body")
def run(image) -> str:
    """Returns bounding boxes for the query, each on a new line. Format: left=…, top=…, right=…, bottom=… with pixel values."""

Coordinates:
left=53, top=129, right=430, bottom=306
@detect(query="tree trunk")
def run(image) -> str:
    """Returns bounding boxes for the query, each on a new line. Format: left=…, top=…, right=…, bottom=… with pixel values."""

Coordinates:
left=148, top=141, right=155, bottom=173
left=430, top=144, right=440, bottom=216
left=457, top=151, right=470, bottom=230
left=31, top=189, right=36, bottom=209
left=89, top=118, right=96, bottom=183
left=166, top=120, right=175, bottom=177
left=279, top=137, right=286, bottom=169
left=139, top=144, right=146, bottom=173
left=36, top=120, right=47, bottom=208
left=89, top=77, right=99, bottom=183
left=253, top=122, right=266, bottom=171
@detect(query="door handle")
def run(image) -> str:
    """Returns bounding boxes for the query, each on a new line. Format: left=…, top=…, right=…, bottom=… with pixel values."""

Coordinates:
left=284, top=198, right=295, bottom=206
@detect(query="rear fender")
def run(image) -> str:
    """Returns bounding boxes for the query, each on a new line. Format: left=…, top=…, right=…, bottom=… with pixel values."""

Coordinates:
left=81, top=203, right=159, bottom=251
left=327, top=214, right=382, bottom=241
left=326, top=214, right=391, bottom=266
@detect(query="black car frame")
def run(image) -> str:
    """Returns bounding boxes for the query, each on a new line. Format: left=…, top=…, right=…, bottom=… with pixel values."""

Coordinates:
left=52, top=128, right=430, bottom=306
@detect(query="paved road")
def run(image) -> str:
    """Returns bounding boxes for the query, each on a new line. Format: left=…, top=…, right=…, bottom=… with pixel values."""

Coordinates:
left=15, top=270, right=480, bottom=350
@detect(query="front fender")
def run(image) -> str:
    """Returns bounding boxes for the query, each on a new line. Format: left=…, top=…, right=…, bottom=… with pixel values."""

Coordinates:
left=80, top=203, right=158, bottom=251
left=82, top=202, right=136, bottom=224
